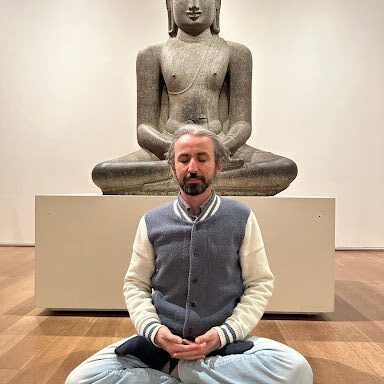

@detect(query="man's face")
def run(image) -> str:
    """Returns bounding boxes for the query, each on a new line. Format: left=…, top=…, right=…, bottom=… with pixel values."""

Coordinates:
left=173, top=0, right=216, bottom=36
left=174, top=134, right=221, bottom=196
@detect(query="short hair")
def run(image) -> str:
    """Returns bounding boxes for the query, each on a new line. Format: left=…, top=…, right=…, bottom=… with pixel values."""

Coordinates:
left=166, top=0, right=221, bottom=37
left=167, top=124, right=230, bottom=171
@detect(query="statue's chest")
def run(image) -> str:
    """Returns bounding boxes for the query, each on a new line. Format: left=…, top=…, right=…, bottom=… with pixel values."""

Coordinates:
left=161, top=39, right=229, bottom=94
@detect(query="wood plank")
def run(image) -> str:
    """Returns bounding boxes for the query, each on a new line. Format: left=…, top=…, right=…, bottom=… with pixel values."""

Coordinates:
left=84, top=316, right=134, bottom=338
left=288, top=341, right=384, bottom=384
left=252, top=319, right=286, bottom=344
left=335, top=251, right=384, bottom=282
left=331, top=280, right=384, bottom=321
left=0, top=276, right=34, bottom=315
left=47, top=336, right=119, bottom=384
left=351, top=321, right=384, bottom=347
left=277, top=317, right=384, bottom=382
left=6, top=336, right=83, bottom=384
left=27, top=315, right=98, bottom=337
left=0, top=369, right=19, bottom=384
left=0, top=335, right=54, bottom=370
left=0, top=316, right=21, bottom=334
left=4, top=297, right=36, bottom=316
left=0, top=316, right=52, bottom=359
left=276, top=319, right=374, bottom=342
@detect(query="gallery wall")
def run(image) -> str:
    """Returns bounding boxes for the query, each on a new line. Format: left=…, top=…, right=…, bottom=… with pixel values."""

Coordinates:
left=0, top=0, right=383, bottom=247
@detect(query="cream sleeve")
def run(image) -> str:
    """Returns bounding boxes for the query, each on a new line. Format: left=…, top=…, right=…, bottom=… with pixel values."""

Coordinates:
left=214, top=210, right=274, bottom=347
left=123, top=216, right=163, bottom=344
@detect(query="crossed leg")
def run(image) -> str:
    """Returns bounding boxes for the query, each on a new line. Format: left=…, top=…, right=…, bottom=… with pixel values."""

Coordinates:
left=65, top=336, right=313, bottom=384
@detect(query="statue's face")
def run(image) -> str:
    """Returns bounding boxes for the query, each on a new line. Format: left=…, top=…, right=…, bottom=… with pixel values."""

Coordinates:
left=173, top=0, right=216, bottom=36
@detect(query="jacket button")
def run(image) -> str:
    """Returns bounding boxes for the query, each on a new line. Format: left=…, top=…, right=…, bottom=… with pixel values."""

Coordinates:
left=191, top=301, right=196, bottom=307
left=192, top=277, right=198, bottom=283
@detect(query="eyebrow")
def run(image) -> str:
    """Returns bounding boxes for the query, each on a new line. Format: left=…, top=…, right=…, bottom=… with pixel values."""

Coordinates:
left=177, top=151, right=210, bottom=157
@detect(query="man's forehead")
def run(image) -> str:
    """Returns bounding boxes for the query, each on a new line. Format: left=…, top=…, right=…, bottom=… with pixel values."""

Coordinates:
left=175, top=134, right=213, bottom=146
left=175, top=135, right=214, bottom=155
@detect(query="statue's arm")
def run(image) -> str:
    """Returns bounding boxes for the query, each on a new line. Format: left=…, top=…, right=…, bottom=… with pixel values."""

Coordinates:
left=223, top=42, right=253, bottom=154
left=136, top=43, right=170, bottom=160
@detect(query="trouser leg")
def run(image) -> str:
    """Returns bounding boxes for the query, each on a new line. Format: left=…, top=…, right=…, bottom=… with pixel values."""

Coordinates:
left=178, top=336, right=313, bottom=384
left=65, top=336, right=181, bottom=384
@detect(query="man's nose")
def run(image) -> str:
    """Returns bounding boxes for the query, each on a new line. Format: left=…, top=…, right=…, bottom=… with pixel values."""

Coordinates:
left=187, top=158, right=198, bottom=173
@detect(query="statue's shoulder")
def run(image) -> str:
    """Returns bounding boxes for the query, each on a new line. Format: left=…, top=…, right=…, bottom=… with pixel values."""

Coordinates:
left=226, top=41, right=252, bottom=58
left=137, top=42, right=165, bottom=60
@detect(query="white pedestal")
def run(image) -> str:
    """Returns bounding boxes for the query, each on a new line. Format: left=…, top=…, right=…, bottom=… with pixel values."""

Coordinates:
left=35, top=195, right=335, bottom=313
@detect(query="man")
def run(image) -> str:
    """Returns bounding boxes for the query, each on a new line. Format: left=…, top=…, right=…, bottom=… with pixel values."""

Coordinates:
left=66, top=125, right=312, bottom=383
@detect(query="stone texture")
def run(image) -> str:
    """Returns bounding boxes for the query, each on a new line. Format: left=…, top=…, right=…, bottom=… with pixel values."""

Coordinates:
left=92, top=0, right=298, bottom=195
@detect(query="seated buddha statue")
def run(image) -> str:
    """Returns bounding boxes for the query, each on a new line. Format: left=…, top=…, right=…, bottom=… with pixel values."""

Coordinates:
left=92, top=0, right=298, bottom=196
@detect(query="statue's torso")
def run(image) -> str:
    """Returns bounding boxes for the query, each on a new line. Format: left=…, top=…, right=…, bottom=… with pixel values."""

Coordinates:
left=160, top=35, right=230, bottom=135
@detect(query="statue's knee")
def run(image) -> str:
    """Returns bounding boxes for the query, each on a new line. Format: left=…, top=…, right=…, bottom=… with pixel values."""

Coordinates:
left=91, top=160, right=111, bottom=182
left=270, top=156, right=297, bottom=177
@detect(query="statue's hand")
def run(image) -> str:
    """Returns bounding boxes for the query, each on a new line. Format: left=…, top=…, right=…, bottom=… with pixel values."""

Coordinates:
left=224, top=158, right=244, bottom=171
left=137, top=124, right=171, bottom=160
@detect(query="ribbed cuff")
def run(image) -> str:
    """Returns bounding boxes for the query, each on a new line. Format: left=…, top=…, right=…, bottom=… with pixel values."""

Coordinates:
left=213, top=322, right=240, bottom=348
left=141, top=320, right=162, bottom=345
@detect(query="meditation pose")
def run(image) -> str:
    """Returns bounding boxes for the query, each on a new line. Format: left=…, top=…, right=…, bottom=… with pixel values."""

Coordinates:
left=92, top=0, right=298, bottom=196
left=67, top=126, right=312, bottom=383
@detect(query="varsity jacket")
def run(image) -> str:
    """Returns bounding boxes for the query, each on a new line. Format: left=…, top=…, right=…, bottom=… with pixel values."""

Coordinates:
left=124, top=193, right=274, bottom=348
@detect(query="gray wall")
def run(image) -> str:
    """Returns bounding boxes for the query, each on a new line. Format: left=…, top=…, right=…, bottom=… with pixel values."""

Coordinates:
left=1, top=0, right=383, bottom=247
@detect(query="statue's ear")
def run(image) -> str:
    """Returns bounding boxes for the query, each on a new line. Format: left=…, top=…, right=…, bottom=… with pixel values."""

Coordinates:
left=166, top=0, right=178, bottom=37
left=211, top=0, right=221, bottom=34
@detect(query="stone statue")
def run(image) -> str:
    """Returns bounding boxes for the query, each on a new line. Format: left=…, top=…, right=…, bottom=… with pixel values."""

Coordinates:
left=92, top=0, right=298, bottom=196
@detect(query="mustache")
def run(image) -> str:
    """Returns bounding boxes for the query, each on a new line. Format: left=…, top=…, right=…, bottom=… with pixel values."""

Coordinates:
left=184, top=173, right=205, bottom=182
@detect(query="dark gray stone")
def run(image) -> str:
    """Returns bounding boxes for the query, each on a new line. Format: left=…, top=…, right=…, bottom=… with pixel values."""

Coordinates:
left=92, top=0, right=298, bottom=196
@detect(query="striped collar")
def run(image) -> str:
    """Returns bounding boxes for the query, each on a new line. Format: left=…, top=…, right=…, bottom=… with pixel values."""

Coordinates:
left=174, top=192, right=221, bottom=222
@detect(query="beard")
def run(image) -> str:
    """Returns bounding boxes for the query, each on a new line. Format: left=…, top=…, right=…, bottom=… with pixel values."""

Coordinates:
left=179, top=172, right=213, bottom=196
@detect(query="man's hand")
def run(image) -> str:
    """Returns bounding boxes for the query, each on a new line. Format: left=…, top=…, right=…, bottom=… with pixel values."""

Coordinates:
left=155, top=327, right=221, bottom=361
left=155, top=326, right=205, bottom=360
left=155, top=326, right=183, bottom=352
left=194, top=329, right=221, bottom=356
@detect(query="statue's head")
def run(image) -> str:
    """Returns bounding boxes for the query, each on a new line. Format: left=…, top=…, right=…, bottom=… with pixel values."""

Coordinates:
left=166, top=0, right=221, bottom=37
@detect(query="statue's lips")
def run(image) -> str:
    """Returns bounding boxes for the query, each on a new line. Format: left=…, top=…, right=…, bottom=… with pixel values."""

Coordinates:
left=186, top=12, right=202, bottom=21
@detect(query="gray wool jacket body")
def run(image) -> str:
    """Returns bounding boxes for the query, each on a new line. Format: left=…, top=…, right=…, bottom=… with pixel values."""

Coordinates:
left=145, top=196, right=250, bottom=341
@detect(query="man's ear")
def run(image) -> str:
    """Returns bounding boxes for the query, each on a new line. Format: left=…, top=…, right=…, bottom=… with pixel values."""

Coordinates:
left=216, top=161, right=223, bottom=176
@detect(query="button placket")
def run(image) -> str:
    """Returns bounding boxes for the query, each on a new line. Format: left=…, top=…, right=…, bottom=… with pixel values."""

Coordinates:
left=184, top=222, right=200, bottom=336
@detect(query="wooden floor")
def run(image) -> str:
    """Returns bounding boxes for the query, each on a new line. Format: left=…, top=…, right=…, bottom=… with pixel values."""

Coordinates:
left=0, top=247, right=383, bottom=384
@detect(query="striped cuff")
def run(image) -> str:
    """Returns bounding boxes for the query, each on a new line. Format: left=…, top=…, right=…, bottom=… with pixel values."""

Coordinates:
left=141, top=320, right=162, bottom=345
left=214, top=322, right=238, bottom=348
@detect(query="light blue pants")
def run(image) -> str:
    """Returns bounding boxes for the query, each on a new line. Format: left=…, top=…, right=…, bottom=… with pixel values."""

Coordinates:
left=65, top=336, right=313, bottom=384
